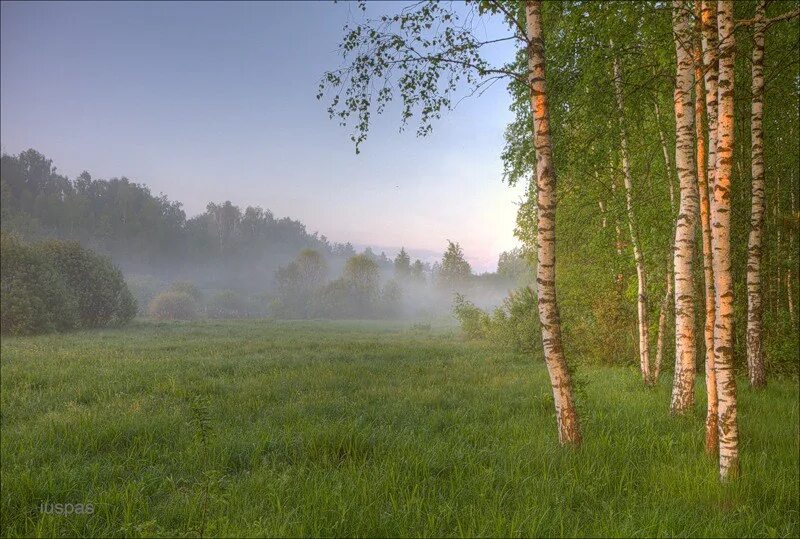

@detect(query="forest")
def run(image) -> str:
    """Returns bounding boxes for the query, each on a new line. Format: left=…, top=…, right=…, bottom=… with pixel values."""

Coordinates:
left=1, top=1, right=798, bottom=537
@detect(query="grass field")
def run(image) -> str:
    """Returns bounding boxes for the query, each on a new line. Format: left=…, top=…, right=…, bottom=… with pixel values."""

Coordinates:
left=1, top=320, right=798, bottom=537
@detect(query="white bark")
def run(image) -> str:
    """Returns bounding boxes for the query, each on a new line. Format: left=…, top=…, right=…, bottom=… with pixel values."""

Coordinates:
left=746, top=0, right=767, bottom=388
left=670, top=0, right=699, bottom=415
left=525, top=0, right=581, bottom=446
left=712, top=0, right=740, bottom=481
left=613, top=55, right=651, bottom=384
left=697, top=0, right=718, bottom=455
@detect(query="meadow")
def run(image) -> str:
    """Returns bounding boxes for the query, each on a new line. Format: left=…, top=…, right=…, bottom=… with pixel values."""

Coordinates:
left=0, top=320, right=797, bottom=537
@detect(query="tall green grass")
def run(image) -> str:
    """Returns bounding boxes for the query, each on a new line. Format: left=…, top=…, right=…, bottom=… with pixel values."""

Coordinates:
left=1, top=320, right=797, bottom=537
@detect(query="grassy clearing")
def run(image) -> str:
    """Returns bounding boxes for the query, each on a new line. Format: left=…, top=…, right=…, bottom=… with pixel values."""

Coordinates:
left=0, top=320, right=797, bottom=537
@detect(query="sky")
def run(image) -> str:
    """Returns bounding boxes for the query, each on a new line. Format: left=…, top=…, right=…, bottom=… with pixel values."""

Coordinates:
left=0, top=1, right=526, bottom=272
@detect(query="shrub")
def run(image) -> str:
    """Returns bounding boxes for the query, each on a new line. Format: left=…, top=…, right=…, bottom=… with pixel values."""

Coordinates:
left=0, top=233, right=78, bottom=334
left=453, top=288, right=541, bottom=352
left=453, top=293, right=489, bottom=339
left=148, top=291, right=197, bottom=320
left=169, top=281, right=203, bottom=303
left=206, top=290, right=247, bottom=319
left=39, top=240, right=137, bottom=328
left=484, top=287, right=540, bottom=353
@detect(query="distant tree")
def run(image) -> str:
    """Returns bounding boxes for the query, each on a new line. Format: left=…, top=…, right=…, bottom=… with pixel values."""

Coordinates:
left=274, top=249, right=329, bottom=318
left=333, top=242, right=357, bottom=258
left=497, top=248, right=533, bottom=286
left=410, top=259, right=427, bottom=284
left=206, top=201, right=242, bottom=255
left=394, top=247, right=411, bottom=279
left=438, top=241, right=471, bottom=290
left=343, top=253, right=381, bottom=314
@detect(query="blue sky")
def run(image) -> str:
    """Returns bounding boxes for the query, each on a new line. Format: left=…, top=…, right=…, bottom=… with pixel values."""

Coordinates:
left=0, top=1, right=526, bottom=271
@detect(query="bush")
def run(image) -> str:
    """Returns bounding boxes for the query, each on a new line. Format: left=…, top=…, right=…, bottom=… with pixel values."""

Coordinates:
left=169, top=281, right=203, bottom=303
left=453, top=293, right=490, bottom=339
left=484, top=287, right=540, bottom=353
left=206, top=290, right=247, bottom=319
left=0, top=233, right=78, bottom=334
left=148, top=291, right=197, bottom=320
left=39, top=240, right=137, bottom=328
left=1, top=234, right=136, bottom=334
left=453, top=288, right=541, bottom=352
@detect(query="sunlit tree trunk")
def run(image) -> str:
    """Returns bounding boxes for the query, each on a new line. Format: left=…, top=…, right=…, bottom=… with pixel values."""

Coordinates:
left=525, top=0, right=581, bottom=446
left=696, top=0, right=718, bottom=455
left=613, top=55, right=651, bottom=384
left=746, top=0, right=767, bottom=389
left=653, top=96, right=677, bottom=385
left=670, top=0, right=699, bottom=415
left=712, top=0, right=740, bottom=481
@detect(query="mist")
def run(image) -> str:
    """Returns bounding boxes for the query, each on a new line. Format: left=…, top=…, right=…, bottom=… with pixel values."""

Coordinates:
left=1, top=149, right=528, bottom=322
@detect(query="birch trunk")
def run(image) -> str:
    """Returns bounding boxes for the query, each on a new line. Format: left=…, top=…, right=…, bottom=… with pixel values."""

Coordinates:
left=670, top=0, right=699, bottom=415
left=653, top=95, right=677, bottom=385
left=612, top=178, right=623, bottom=257
left=746, top=0, right=767, bottom=389
left=712, top=0, right=740, bottom=480
left=613, top=55, right=651, bottom=384
left=654, top=267, right=673, bottom=384
left=791, top=190, right=798, bottom=329
left=696, top=0, right=718, bottom=455
left=525, top=0, right=581, bottom=446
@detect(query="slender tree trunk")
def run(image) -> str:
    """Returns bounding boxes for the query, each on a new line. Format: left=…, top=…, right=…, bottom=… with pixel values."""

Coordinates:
left=653, top=94, right=677, bottom=385
left=696, top=0, right=718, bottom=455
left=525, top=0, right=581, bottom=446
left=788, top=270, right=796, bottom=326
left=746, top=0, right=767, bottom=389
left=596, top=170, right=608, bottom=229
left=654, top=98, right=678, bottom=214
left=654, top=267, right=673, bottom=384
left=790, top=190, right=798, bottom=329
left=612, top=177, right=623, bottom=257
left=613, top=55, right=651, bottom=384
left=599, top=201, right=607, bottom=228
left=712, top=0, right=740, bottom=481
left=670, top=0, right=699, bottom=415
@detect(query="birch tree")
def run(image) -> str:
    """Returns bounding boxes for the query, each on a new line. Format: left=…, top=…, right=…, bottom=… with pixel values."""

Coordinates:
left=613, top=54, right=651, bottom=385
left=695, top=0, right=717, bottom=454
left=670, top=0, right=699, bottom=415
left=746, top=0, right=768, bottom=389
left=741, top=1, right=800, bottom=388
left=526, top=0, right=581, bottom=445
left=653, top=94, right=677, bottom=385
left=711, top=0, right=739, bottom=480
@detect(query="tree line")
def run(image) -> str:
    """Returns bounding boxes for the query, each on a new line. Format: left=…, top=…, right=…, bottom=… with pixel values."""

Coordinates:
left=0, top=149, right=373, bottom=287
left=318, top=0, right=799, bottom=481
